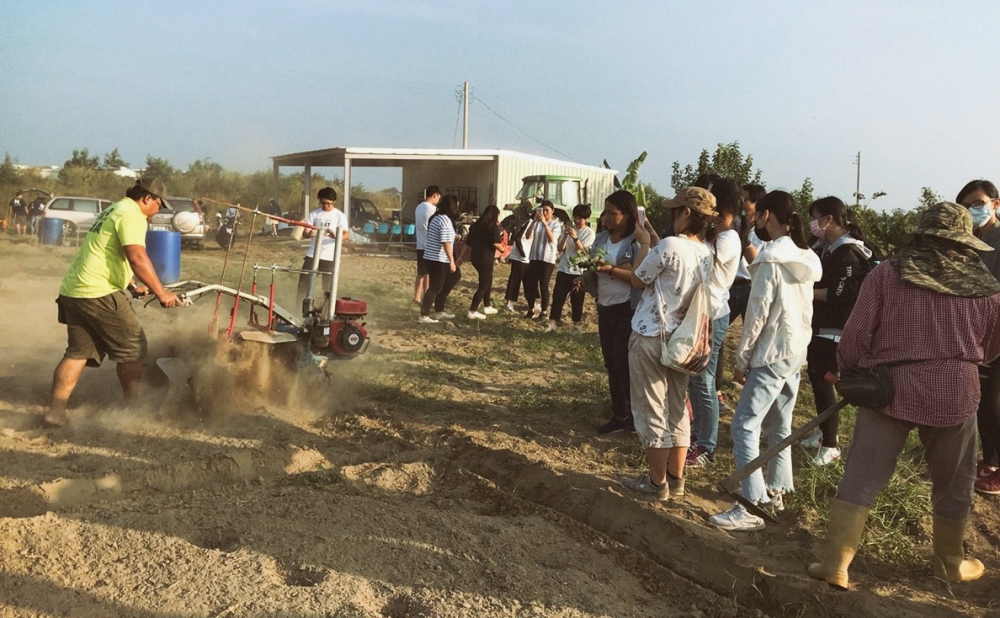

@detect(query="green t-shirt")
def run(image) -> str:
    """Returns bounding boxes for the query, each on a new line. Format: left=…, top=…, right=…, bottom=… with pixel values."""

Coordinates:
left=59, top=197, right=148, bottom=298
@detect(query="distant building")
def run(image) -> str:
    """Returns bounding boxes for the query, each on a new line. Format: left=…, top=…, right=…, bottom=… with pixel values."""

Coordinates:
left=271, top=147, right=618, bottom=224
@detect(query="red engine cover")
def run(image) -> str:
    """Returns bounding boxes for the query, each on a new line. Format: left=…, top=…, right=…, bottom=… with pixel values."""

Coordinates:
left=335, top=297, right=367, bottom=318
left=329, top=319, right=368, bottom=356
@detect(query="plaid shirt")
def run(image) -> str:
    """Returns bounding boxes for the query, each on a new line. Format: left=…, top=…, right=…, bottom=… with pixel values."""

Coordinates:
left=838, top=262, right=1000, bottom=427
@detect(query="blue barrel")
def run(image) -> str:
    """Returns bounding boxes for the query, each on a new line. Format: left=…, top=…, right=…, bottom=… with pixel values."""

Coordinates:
left=146, top=230, right=181, bottom=284
left=404, top=223, right=416, bottom=237
left=391, top=222, right=402, bottom=235
left=362, top=221, right=376, bottom=235
left=40, top=218, right=64, bottom=246
left=377, top=222, right=391, bottom=235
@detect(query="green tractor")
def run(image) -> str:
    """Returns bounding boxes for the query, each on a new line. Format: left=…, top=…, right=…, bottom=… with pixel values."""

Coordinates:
left=501, top=175, right=591, bottom=240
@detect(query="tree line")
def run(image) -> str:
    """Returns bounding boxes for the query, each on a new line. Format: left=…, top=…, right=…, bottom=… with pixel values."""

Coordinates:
left=3, top=145, right=937, bottom=252
left=0, top=149, right=401, bottom=222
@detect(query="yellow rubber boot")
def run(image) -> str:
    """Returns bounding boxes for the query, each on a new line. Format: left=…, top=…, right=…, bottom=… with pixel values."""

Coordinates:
left=808, top=498, right=870, bottom=589
left=932, top=514, right=984, bottom=583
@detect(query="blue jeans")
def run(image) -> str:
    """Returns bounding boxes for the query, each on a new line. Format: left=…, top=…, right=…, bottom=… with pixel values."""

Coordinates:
left=731, top=352, right=806, bottom=504
left=688, top=315, right=730, bottom=453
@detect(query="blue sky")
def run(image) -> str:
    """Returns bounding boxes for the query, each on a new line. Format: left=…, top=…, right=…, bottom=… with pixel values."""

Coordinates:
left=1, top=0, right=997, bottom=210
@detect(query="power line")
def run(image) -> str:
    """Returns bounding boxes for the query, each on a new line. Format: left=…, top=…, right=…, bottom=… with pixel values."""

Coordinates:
left=472, top=96, right=580, bottom=162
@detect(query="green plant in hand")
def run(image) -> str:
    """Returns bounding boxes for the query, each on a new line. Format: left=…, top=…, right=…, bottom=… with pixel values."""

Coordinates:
left=569, top=245, right=607, bottom=271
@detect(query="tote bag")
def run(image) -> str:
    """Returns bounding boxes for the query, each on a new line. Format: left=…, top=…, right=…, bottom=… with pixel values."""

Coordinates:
left=655, top=266, right=713, bottom=376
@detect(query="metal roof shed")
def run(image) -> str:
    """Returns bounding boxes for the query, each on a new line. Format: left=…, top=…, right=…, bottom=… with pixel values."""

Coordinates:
left=270, top=147, right=618, bottom=225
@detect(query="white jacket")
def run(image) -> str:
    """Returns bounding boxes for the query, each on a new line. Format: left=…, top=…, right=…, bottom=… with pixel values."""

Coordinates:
left=735, top=235, right=822, bottom=372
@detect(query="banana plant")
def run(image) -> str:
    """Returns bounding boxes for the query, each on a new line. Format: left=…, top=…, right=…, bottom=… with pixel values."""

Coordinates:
left=605, top=152, right=647, bottom=206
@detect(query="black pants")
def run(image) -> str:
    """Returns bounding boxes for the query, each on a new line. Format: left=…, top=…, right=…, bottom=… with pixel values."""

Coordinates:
left=523, top=260, right=555, bottom=313
left=505, top=261, right=527, bottom=303
left=597, top=301, right=634, bottom=420
left=716, top=280, right=752, bottom=391
left=470, top=254, right=495, bottom=312
left=297, top=257, right=335, bottom=310
left=421, top=261, right=460, bottom=316
left=978, top=360, right=1000, bottom=467
left=549, top=271, right=584, bottom=323
left=807, top=336, right=841, bottom=448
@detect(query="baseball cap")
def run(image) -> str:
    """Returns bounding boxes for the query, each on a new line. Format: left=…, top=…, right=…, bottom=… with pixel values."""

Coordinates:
left=135, top=177, right=167, bottom=200
left=663, top=186, right=717, bottom=216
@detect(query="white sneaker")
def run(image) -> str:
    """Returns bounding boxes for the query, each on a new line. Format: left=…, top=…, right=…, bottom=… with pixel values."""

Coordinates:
left=482, top=306, right=498, bottom=315
left=801, top=428, right=823, bottom=450
left=417, top=315, right=439, bottom=324
left=467, top=311, right=487, bottom=320
left=433, top=311, right=455, bottom=320
left=544, top=321, right=557, bottom=332
left=709, top=502, right=765, bottom=531
left=813, top=446, right=842, bottom=466
left=504, top=302, right=515, bottom=312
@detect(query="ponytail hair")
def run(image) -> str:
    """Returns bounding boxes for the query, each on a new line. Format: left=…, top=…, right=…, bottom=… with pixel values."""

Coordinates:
left=810, top=195, right=874, bottom=246
left=758, top=190, right=809, bottom=249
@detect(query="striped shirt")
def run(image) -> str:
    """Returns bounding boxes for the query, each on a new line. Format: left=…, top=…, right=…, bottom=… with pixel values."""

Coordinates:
left=838, top=262, right=1000, bottom=427
left=424, top=214, right=456, bottom=263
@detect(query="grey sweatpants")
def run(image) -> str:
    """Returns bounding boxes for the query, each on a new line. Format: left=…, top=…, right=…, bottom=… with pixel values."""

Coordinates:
left=837, top=407, right=977, bottom=520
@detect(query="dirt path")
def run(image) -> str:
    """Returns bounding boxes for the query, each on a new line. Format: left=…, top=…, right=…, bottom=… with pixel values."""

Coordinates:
left=0, top=238, right=996, bottom=617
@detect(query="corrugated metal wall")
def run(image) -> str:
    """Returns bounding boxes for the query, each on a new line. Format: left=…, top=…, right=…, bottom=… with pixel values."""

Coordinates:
left=496, top=154, right=617, bottom=210
left=400, top=159, right=498, bottom=221
left=393, top=153, right=616, bottom=222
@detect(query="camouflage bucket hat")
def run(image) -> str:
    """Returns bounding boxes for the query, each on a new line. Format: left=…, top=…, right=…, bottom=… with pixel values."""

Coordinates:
left=912, top=201, right=993, bottom=252
left=663, top=186, right=717, bottom=217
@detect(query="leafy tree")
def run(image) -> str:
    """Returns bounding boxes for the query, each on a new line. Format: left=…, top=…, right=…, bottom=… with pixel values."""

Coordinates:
left=59, top=148, right=101, bottom=184
left=102, top=148, right=129, bottom=170
left=62, top=148, right=100, bottom=170
left=790, top=177, right=815, bottom=219
left=144, top=155, right=177, bottom=182
left=0, top=152, right=20, bottom=186
left=670, top=142, right=763, bottom=192
left=918, top=186, right=942, bottom=209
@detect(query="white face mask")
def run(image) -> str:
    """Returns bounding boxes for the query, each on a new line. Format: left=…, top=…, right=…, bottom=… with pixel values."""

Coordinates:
left=969, top=204, right=993, bottom=228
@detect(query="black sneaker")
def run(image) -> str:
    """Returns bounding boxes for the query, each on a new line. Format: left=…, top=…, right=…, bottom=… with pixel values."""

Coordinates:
left=598, top=416, right=634, bottom=434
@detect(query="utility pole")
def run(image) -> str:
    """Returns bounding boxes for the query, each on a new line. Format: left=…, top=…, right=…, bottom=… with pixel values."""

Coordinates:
left=855, top=151, right=861, bottom=208
left=462, top=81, right=469, bottom=149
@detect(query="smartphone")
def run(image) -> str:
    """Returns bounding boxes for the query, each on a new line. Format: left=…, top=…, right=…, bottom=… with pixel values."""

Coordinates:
left=637, top=206, right=646, bottom=227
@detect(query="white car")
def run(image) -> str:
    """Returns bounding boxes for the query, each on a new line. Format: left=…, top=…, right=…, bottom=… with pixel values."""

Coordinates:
left=40, top=196, right=113, bottom=238
left=149, top=197, right=209, bottom=250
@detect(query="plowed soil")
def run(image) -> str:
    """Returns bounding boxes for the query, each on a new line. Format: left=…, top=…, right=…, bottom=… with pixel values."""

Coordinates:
left=0, top=237, right=997, bottom=617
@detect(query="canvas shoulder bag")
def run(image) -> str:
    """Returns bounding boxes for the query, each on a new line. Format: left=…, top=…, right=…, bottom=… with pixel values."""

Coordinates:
left=656, top=261, right=714, bottom=376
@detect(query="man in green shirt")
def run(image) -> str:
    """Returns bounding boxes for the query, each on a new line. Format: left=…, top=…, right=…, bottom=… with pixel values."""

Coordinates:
left=45, top=177, right=181, bottom=428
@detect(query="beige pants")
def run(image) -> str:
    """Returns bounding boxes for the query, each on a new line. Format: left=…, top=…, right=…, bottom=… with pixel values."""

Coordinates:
left=628, top=332, right=691, bottom=449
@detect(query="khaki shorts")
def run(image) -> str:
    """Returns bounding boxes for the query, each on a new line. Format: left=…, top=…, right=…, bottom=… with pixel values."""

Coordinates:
left=57, top=292, right=147, bottom=367
left=628, top=332, right=691, bottom=449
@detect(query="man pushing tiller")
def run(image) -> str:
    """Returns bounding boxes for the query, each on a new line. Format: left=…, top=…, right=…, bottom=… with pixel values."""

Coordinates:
left=45, top=178, right=182, bottom=428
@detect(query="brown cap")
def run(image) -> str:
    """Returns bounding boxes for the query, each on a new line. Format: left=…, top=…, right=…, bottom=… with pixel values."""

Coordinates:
left=913, top=201, right=993, bottom=252
left=135, top=177, right=167, bottom=200
left=663, top=186, right=717, bottom=216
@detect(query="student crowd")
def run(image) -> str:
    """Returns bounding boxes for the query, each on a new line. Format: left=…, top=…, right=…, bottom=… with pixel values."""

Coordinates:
left=408, top=178, right=1000, bottom=589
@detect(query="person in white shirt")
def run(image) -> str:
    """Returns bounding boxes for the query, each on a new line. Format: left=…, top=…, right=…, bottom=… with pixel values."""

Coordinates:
left=522, top=200, right=562, bottom=318
left=709, top=190, right=821, bottom=532
left=297, top=187, right=350, bottom=309
left=413, top=185, right=441, bottom=304
left=715, top=183, right=767, bottom=413
left=686, top=178, right=743, bottom=468
left=591, top=191, right=645, bottom=434
left=419, top=195, right=461, bottom=323
left=546, top=204, right=595, bottom=331
left=503, top=217, right=532, bottom=311
left=620, top=187, right=715, bottom=501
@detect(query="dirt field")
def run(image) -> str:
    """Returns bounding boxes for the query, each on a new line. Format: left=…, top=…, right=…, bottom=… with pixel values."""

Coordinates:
left=1, top=236, right=998, bottom=617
